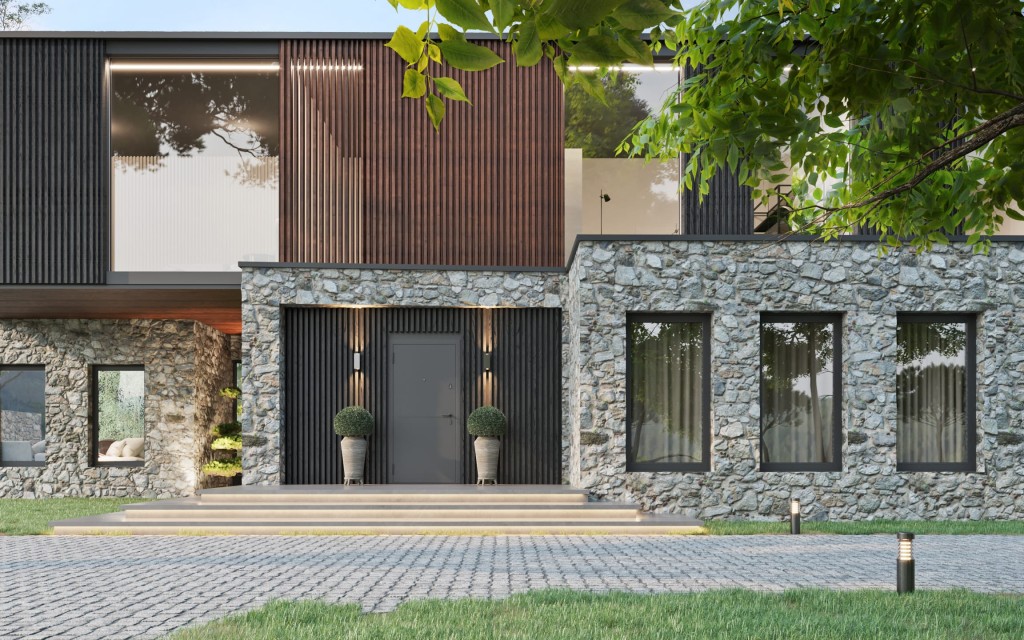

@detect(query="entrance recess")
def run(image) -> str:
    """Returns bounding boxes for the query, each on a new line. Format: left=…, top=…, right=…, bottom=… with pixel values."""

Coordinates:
left=388, top=334, right=462, bottom=483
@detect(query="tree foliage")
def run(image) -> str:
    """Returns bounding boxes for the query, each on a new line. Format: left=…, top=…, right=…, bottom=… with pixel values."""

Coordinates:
left=565, top=73, right=652, bottom=157
left=388, top=0, right=1024, bottom=250
left=0, top=1, right=49, bottom=30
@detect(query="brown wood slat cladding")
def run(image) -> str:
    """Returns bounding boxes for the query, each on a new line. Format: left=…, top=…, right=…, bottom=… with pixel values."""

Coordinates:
left=0, top=39, right=107, bottom=284
left=279, top=40, right=564, bottom=267
left=280, top=40, right=365, bottom=263
left=282, top=307, right=562, bottom=485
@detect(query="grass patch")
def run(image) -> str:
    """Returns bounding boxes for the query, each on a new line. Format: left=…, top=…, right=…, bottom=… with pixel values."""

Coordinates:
left=701, top=519, right=1024, bottom=536
left=170, top=589, right=1024, bottom=640
left=0, top=497, right=150, bottom=535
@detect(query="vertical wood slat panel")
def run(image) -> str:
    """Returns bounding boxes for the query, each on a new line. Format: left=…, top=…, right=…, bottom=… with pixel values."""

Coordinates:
left=1, top=39, right=107, bottom=284
left=280, top=39, right=564, bottom=267
left=280, top=40, right=364, bottom=263
left=282, top=307, right=561, bottom=485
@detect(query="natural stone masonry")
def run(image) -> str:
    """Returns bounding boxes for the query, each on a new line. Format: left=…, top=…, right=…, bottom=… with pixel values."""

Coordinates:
left=0, top=320, right=233, bottom=498
left=241, top=240, right=1024, bottom=520
left=1, top=534, right=1023, bottom=639
left=564, top=240, right=1024, bottom=520
left=241, top=266, right=562, bottom=486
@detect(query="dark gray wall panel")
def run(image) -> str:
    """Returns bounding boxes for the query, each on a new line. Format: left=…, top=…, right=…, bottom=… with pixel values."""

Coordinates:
left=1, top=39, right=107, bottom=284
left=282, top=307, right=561, bottom=485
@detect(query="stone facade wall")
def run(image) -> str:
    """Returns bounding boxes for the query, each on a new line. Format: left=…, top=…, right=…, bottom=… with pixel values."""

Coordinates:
left=240, top=266, right=562, bottom=486
left=0, top=411, right=43, bottom=442
left=564, top=240, right=1024, bottom=520
left=0, top=319, right=232, bottom=498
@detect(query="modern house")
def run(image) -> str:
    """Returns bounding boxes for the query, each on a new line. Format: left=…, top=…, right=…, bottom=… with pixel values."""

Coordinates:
left=2, top=32, right=1022, bottom=522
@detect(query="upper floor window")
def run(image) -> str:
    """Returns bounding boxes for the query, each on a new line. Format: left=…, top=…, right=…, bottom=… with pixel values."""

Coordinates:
left=0, top=366, right=46, bottom=466
left=564, top=65, right=680, bottom=250
left=110, top=59, right=280, bottom=272
left=760, top=314, right=842, bottom=471
left=627, top=314, right=711, bottom=471
left=896, top=315, right=976, bottom=471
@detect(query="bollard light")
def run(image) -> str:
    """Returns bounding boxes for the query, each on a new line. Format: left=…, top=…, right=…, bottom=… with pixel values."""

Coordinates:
left=790, top=499, right=800, bottom=535
left=897, top=532, right=915, bottom=594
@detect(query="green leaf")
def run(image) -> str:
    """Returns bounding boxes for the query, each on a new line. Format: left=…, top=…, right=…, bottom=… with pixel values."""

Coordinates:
left=403, top=69, right=427, bottom=98
left=427, top=42, right=442, bottom=63
left=386, top=26, right=425, bottom=64
left=892, top=97, right=913, bottom=113
left=543, top=0, right=629, bottom=31
left=535, top=13, right=572, bottom=39
left=435, top=0, right=494, bottom=32
left=616, top=33, right=654, bottom=66
left=514, top=20, right=543, bottom=67
left=612, top=0, right=676, bottom=30
left=395, top=0, right=434, bottom=8
left=426, top=93, right=446, bottom=131
left=567, top=34, right=627, bottom=66
left=437, top=40, right=505, bottom=71
left=434, top=76, right=471, bottom=102
left=491, top=0, right=516, bottom=32
left=437, top=23, right=465, bottom=42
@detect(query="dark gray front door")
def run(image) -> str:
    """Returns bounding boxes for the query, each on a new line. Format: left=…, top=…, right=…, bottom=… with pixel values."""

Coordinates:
left=389, top=334, right=462, bottom=483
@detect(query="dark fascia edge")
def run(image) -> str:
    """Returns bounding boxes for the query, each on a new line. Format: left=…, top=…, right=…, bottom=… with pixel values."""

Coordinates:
left=239, top=262, right=564, bottom=274
left=0, top=31, right=501, bottom=40
left=105, top=271, right=242, bottom=288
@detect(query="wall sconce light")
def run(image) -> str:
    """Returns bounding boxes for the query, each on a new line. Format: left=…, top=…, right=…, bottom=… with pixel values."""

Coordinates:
left=483, top=351, right=492, bottom=372
left=353, top=352, right=362, bottom=372
left=897, top=532, right=915, bottom=594
left=790, top=499, right=800, bottom=535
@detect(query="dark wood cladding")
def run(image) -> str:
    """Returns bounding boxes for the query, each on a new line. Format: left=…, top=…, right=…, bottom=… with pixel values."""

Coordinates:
left=282, top=306, right=562, bottom=485
left=0, top=39, right=107, bottom=284
left=279, top=40, right=564, bottom=267
left=280, top=40, right=364, bottom=263
left=681, top=161, right=754, bottom=234
left=680, top=61, right=753, bottom=235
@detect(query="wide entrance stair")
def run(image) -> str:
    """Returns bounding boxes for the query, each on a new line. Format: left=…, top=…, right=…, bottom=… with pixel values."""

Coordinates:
left=50, top=485, right=703, bottom=535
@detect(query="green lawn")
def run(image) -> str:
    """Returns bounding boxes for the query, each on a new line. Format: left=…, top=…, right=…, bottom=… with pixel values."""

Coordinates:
left=170, top=589, right=1024, bottom=640
left=701, top=519, right=1024, bottom=536
left=0, top=497, right=150, bottom=535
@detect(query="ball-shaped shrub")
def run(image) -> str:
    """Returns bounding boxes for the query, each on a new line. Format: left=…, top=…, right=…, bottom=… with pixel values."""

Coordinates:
left=333, top=406, right=374, bottom=437
left=467, top=406, right=507, bottom=437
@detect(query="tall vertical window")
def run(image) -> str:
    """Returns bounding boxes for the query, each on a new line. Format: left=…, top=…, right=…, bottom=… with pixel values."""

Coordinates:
left=93, top=367, right=146, bottom=466
left=0, top=367, right=46, bottom=466
left=760, top=315, right=842, bottom=471
left=897, top=315, right=976, bottom=471
left=110, top=59, right=280, bottom=271
left=564, top=65, right=680, bottom=252
left=627, top=314, right=711, bottom=471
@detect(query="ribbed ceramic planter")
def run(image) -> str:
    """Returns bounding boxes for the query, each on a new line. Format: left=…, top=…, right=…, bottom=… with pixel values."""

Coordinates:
left=340, top=436, right=367, bottom=485
left=474, top=436, right=500, bottom=484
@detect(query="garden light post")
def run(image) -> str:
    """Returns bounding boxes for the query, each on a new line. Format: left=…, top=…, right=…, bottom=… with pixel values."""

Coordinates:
left=790, top=499, right=800, bottom=535
left=897, top=532, right=915, bottom=594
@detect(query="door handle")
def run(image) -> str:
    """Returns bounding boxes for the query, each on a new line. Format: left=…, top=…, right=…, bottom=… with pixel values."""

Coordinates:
left=441, top=414, right=455, bottom=419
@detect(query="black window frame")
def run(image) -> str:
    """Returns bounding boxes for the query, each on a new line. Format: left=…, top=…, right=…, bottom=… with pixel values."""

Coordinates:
left=759, top=312, right=843, bottom=472
left=0, top=364, right=47, bottom=468
left=91, top=365, right=146, bottom=468
left=895, top=313, right=977, bottom=473
left=625, top=312, right=712, bottom=472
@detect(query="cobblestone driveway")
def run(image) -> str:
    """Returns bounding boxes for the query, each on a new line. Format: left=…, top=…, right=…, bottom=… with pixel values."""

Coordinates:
left=2, top=534, right=1023, bottom=639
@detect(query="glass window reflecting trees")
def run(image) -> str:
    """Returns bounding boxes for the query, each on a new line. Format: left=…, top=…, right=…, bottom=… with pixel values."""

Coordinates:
left=564, top=65, right=680, bottom=249
left=626, top=314, right=711, bottom=471
left=760, top=315, right=842, bottom=471
left=896, top=315, right=976, bottom=471
left=93, top=367, right=146, bottom=466
left=110, top=59, right=280, bottom=271
left=0, top=367, right=46, bottom=466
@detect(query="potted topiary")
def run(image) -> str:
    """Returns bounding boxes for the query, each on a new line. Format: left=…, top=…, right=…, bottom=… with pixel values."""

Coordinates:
left=468, top=406, right=506, bottom=485
left=333, top=406, right=374, bottom=485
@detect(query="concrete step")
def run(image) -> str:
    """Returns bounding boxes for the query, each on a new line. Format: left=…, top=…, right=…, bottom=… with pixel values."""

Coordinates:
left=121, top=502, right=642, bottom=522
left=51, top=512, right=703, bottom=536
left=195, top=484, right=591, bottom=506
